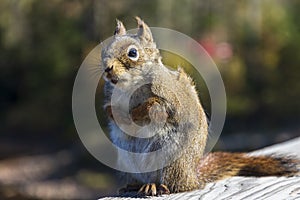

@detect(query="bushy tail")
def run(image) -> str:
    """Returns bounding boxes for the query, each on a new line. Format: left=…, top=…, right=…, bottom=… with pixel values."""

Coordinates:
left=198, top=152, right=300, bottom=183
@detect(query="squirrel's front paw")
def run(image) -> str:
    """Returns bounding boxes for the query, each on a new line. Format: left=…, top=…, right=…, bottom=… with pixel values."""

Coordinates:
left=138, top=183, right=170, bottom=196
left=130, top=97, right=168, bottom=126
left=148, top=102, right=168, bottom=125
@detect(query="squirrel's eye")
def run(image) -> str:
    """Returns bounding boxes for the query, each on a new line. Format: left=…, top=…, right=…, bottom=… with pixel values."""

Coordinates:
left=127, top=47, right=139, bottom=61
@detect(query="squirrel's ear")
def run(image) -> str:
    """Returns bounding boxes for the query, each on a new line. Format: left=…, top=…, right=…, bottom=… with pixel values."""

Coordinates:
left=114, top=19, right=126, bottom=36
left=136, top=16, right=153, bottom=43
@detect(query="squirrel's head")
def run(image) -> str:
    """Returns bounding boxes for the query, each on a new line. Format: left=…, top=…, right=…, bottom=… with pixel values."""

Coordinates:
left=101, top=17, right=161, bottom=85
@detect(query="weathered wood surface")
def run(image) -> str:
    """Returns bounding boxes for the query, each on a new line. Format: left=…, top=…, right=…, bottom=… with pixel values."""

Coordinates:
left=100, top=137, right=300, bottom=200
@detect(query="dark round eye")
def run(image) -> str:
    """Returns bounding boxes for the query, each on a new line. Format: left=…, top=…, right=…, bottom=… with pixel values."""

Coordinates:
left=127, top=46, right=139, bottom=61
left=128, top=48, right=137, bottom=58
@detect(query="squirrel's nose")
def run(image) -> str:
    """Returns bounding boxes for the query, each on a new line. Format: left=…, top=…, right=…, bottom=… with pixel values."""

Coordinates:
left=105, top=65, right=113, bottom=73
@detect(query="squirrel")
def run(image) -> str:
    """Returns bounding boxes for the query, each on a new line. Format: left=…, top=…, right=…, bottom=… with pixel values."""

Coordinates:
left=100, top=17, right=299, bottom=196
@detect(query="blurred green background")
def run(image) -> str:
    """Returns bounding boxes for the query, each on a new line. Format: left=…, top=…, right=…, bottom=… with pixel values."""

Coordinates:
left=1, top=0, right=300, bottom=199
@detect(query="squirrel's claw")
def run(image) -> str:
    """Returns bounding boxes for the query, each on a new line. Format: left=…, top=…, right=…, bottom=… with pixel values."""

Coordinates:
left=138, top=183, right=156, bottom=196
left=138, top=183, right=170, bottom=196
left=157, top=184, right=170, bottom=195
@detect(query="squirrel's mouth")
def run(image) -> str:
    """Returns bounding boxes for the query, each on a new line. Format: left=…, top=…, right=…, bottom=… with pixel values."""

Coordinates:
left=110, top=78, right=118, bottom=84
left=104, top=65, right=119, bottom=84
left=104, top=72, right=119, bottom=85
left=105, top=76, right=118, bottom=85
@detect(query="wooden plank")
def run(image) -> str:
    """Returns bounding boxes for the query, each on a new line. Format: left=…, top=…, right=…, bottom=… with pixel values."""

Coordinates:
left=99, top=137, right=300, bottom=200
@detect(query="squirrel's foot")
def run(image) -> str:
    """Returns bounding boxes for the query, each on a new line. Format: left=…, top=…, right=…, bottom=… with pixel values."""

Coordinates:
left=157, top=184, right=170, bottom=195
left=138, top=183, right=170, bottom=196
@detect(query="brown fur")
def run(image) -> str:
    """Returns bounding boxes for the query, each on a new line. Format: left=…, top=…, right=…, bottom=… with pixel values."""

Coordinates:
left=101, top=17, right=300, bottom=196
left=198, top=152, right=299, bottom=184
